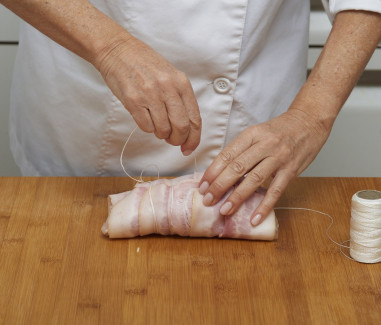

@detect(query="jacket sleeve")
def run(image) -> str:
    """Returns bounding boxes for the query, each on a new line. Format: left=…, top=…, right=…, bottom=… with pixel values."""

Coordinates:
left=322, top=0, right=381, bottom=23
left=321, top=0, right=381, bottom=46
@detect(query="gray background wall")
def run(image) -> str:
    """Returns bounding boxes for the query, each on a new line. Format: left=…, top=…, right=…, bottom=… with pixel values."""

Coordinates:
left=0, top=5, right=19, bottom=175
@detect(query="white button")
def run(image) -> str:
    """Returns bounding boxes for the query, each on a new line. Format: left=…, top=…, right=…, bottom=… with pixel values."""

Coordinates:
left=213, top=77, right=231, bottom=94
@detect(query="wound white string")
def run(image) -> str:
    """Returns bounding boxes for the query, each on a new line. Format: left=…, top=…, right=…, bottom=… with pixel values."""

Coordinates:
left=275, top=190, right=381, bottom=263
left=149, top=184, right=158, bottom=234
left=350, top=190, right=381, bottom=264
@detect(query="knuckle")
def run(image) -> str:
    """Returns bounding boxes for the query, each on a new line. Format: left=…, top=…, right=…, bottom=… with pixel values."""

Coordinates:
left=156, top=126, right=172, bottom=139
left=173, top=121, right=190, bottom=135
left=170, top=138, right=185, bottom=146
left=278, top=144, right=293, bottom=161
left=287, top=167, right=298, bottom=179
left=128, top=92, right=144, bottom=107
left=229, top=190, right=245, bottom=204
left=230, top=160, right=246, bottom=176
left=270, top=134, right=283, bottom=146
left=190, top=115, right=202, bottom=129
left=210, top=180, right=225, bottom=194
left=184, top=134, right=201, bottom=151
left=261, top=201, right=274, bottom=214
left=176, top=71, right=189, bottom=86
left=142, top=81, right=157, bottom=93
left=157, top=74, right=173, bottom=88
left=131, top=116, right=154, bottom=133
left=269, top=185, right=283, bottom=200
left=270, top=136, right=294, bottom=159
left=246, top=171, right=264, bottom=185
left=218, top=151, right=233, bottom=165
left=258, top=134, right=274, bottom=147
left=142, top=125, right=154, bottom=133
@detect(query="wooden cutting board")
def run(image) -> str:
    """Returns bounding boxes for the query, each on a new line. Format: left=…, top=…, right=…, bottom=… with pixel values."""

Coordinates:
left=1, top=177, right=381, bottom=324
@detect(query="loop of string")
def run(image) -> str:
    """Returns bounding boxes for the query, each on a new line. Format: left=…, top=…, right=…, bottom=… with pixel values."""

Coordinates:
left=120, top=125, right=158, bottom=229
left=119, top=124, right=200, bottom=234
left=274, top=207, right=354, bottom=261
left=120, top=125, right=144, bottom=183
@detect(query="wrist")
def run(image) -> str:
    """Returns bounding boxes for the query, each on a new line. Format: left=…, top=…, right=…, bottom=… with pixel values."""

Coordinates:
left=287, top=83, right=338, bottom=136
left=91, top=30, right=134, bottom=74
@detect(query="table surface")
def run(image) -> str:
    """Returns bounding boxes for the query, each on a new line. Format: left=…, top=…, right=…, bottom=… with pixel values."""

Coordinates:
left=0, top=177, right=380, bottom=324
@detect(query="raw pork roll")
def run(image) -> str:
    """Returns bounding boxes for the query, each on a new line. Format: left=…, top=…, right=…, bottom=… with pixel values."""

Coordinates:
left=102, top=173, right=278, bottom=240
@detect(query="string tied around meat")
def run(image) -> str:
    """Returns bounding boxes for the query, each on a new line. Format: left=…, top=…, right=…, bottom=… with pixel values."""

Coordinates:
left=119, top=125, right=200, bottom=234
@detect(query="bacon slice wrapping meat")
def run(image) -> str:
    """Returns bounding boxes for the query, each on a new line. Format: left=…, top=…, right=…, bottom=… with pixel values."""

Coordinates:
left=102, top=173, right=278, bottom=240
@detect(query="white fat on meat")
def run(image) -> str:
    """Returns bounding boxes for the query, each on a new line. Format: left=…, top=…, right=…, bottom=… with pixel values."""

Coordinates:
left=190, top=190, right=227, bottom=237
left=102, top=173, right=278, bottom=240
left=168, top=179, right=199, bottom=236
left=139, top=183, right=171, bottom=236
left=102, top=186, right=146, bottom=238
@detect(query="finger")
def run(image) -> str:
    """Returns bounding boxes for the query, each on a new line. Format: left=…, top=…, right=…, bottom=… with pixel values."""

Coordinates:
left=165, top=93, right=191, bottom=147
left=180, top=115, right=202, bottom=156
left=219, top=158, right=279, bottom=216
left=178, top=80, right=202, bottom=155
left=147, top=102, right=172, bottom=140
left=124, top=90, right=157, bottom=134
left=200, top=132, right=267, bottom=206
left=130, top=108, right=155, bottom=133
left=250, top=170, right=293, bottom=226
left=202, top=151, right=262, bottom=206
left=199, top=131, right=255, bottom=194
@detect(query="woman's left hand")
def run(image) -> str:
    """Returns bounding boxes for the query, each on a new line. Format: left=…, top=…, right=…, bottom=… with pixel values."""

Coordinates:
left=199, top=108, right=331, bottom=226
left=200, top=9, right=381, bottom=227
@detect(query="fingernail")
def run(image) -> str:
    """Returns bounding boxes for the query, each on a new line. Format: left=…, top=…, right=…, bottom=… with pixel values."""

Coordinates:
left=220, top=201, right=232, bottom=215
left=203, top=192, right=214, bottom=206
left=199, top=181, right=209, bottom=195
left=182, top=150, right=193, bottom=156
left=251, top=214, right=262, bottom=226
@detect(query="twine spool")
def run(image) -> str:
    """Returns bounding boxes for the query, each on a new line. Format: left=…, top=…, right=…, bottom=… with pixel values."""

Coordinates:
left=350, top=190, right=381, bottom=264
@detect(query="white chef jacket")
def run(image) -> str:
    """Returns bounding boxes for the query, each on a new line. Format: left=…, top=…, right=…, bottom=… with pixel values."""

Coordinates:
left=9, top=0, right=381, bottom=176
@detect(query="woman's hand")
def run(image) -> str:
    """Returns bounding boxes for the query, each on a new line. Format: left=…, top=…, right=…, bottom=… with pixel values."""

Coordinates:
left=199, top=108, right=330, bottom=226
left=200, top=10, right=381, bottom=226
left=96, top=35, right=202, bottom=155
left=0, top=0, right=202, bottom=156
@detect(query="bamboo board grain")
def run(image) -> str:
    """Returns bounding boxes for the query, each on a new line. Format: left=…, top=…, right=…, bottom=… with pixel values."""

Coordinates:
left=0, top=177, right=381, bottom=324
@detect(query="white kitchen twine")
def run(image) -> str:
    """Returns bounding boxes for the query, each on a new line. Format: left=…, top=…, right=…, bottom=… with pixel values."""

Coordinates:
left=349, top=190, right=381, bottom=263
left=119, top=125, right=199, bottom=233
left=120, top=125, right=200, bottom=180
left=119, top=127, right=381, bottom=263
left=276, top=190, right=381, bottom=264
left=120, top=125, right=159, bottom=225
left=274, top=207, right=352, bottom=258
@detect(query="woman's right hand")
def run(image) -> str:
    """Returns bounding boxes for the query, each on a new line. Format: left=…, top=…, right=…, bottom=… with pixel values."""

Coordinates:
left=1, top=0, right=201, bottom=154
left=96, top=34, right=202, bottom=156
